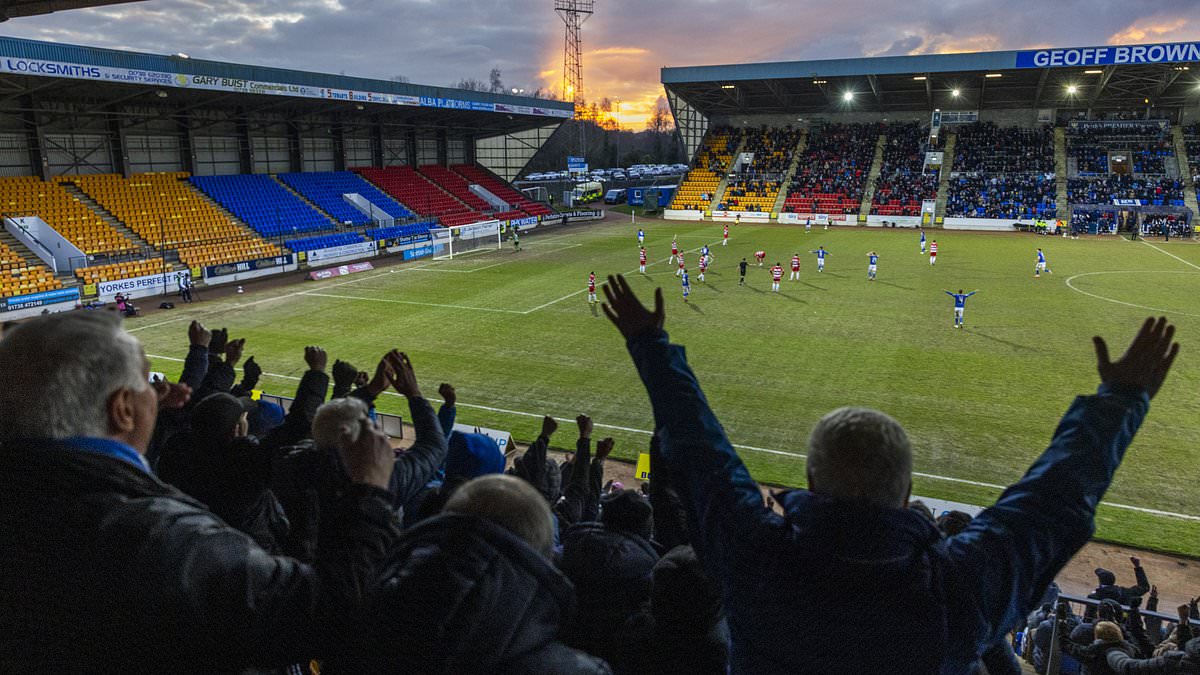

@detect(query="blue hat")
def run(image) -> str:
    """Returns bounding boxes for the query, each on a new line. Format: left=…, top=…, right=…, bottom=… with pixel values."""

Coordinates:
left=444, top=432, right=505, bottom=479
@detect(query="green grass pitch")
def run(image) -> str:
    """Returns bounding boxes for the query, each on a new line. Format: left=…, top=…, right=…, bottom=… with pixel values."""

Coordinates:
left=130, top=219, right=1200, bottom=556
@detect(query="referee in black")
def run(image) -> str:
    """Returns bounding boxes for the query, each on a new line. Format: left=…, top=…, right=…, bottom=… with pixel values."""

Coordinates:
left=738, top=257, right=748, bottom=286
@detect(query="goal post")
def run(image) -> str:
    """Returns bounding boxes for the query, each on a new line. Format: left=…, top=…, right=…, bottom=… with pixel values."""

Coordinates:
left=431, top=220, right=503, bottom=260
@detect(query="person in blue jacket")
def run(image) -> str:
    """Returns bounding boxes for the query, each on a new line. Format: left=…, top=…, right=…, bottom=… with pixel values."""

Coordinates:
left=599, top=273, right=1179, bottom=675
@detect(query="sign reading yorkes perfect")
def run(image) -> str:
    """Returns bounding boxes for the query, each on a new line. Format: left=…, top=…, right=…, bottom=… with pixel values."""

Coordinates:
left=0, top=57, right=573, bottom=119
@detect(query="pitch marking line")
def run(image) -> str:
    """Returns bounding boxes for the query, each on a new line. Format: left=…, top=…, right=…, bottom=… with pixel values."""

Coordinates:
left=300, top=292, right=524, bottom=314
left=1064, top=270, right=1200, bottom=318
left=1140, top=240, right=1200, bottom=271
left=406, top=243, right=583, bottom=274
left=142, top=352, right=1200, bottom=523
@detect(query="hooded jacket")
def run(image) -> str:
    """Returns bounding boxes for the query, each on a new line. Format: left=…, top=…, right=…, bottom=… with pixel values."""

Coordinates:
left=624, top=327, right=1150, bottom=675
left=330, top=513, right=610, bottom=675
left=0, top=438, right=400, bottom=673
left=1107, top=637, right=1200, bottom=674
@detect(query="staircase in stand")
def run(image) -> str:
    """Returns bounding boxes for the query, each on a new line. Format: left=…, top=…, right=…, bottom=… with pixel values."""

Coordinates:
left=1172, top=126, right=1199, bottom=224
left=1053, top=127, right=1069, bottom=218
left=59, top=182, right=157, bottom=256
left=270, top=176, right=342, bottom=228
left=857, top=133, right=888, bottom=222
left=771, top=130, right=808, bottom=215
left=709, top=131, right=747, bottom=212
left=933, top=133, right=957, bottom=225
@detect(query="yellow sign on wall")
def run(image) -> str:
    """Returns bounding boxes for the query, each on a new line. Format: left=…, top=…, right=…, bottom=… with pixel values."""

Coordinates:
left=635, top=453, right=651, bottom=481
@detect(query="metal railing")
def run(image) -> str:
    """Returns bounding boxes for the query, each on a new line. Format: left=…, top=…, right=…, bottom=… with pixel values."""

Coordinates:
left=259, top=393, right=405, bottom=440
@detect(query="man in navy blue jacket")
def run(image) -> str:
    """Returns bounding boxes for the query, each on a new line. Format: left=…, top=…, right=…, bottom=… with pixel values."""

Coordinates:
left=599, top=274, right=1179, bottom=675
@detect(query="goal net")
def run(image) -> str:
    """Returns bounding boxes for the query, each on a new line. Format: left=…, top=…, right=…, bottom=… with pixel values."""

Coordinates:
left=430, top=220, right=503, bottom=260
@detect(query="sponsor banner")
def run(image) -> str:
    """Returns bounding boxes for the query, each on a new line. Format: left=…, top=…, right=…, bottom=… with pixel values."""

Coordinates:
left=1113, top=198, right=1145, bottom=206
left=0, top=57, right=573, bottom=119
left=506, top=216, right=538, bottom=229
left=712, top=211, right=769, bottom=223
left=402, top=244, right=443, bottom=260
left=866, top=215, right=922, bottom=228
left=308, top=261, right=375, bottom=281
left=451, top=423, right=513, bottom=456
left=97, top=270, right=188, bottom=301
left=564, top=209, right=603, bottom=222
left=663, top=209, right=703, bottom=221
left=943, top=217, right=1031, bottom=231
left=939, top=111, right=978, bottom=124
left=306, top=240, right=377, bottom=263
left=778, top=212, right=849, bottom=224
left=0, top=287, right=79, bottom=313
left=1016, top=42, right=1200, bottom=69
left=1069, top=120, right=1169, bottom=132
left=458, top=221, right=501, bottom=240
left=205, top=253, right=294, bottom=279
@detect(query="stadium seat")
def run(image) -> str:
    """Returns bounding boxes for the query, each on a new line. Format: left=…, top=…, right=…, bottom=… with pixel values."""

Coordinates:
left=283, top=232, right=366, bottom=253
left=0, top=176, right=136, bottom=256
left=671, top=127, right=736, bottom=211
left=353, top=166, right=486, bottom=227
left=0, top=239, right=63, bottom=299
left=276, top=171, right=414, bottom=226
left=450, top=164, right=554, bottom=216
left=189, top=174, right=334, bottom=238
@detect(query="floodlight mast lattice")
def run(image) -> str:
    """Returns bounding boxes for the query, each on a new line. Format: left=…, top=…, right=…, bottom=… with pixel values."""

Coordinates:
left=555, top=0, right=594, bottom=154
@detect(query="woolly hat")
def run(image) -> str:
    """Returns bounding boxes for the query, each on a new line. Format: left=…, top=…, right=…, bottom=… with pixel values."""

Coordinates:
left=192, top=393, right=253, bottom=443
left=1095, top=568, right=1117, bottom=586
left=601, top=489, right=653, bottom=539
left=651, top=545, right=722, bottom=628
left=241, top=397, right=285, bottom=437
left=1094, top=621, right=1123, bottom=643
left=444, top=432, right=505, bottom=480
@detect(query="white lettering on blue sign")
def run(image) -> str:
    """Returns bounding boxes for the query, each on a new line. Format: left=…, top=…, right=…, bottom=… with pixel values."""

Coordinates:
left=1019, top=42, right=1200, bottom=68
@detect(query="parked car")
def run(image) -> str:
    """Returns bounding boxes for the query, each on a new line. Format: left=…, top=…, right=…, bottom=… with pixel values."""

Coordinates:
left=604, top=188, right=627, bottom=204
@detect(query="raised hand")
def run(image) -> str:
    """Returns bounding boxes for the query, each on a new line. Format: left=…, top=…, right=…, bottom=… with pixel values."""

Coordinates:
left=1131, top=556, right=1141, bottom=568
left=596, top=437, right=614, bottom=461
left=355, top=371, right=369, bottom=388
left=601, top=274, right=664, bottom=339
left=1093, top=317, right=1180, bottom=399
left=576, top=414, right=593, bottom=440
left=225, top=338, right=246, bottom=368
left=153, top=380, right=192, bottom=410
left=366, top=356, right=393, bottom=397
left=540, top=415, right=558, bottom=439
left=304, top=346, right=328, bottom=373
left=332, top=359, right=359, bottom=389
left=341, top=417, right=394, bottom=489
left=188, top=320, right=212, bottom=348
left=438, top=383, right=457, bottom=407
left=209, top=327, right=229, bottom=355
left=242, top=356, right=262, bottom=382
left=385, top=350, right=421, bottom=398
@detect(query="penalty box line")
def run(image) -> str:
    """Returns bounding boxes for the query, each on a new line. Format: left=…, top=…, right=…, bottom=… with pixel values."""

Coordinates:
left=141, top=351, right=1200, bottom=523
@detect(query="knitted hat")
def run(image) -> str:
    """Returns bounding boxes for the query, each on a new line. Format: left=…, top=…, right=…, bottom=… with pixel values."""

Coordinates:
left=241, top=397, right=285, bottom=437
left=444, top=433, right=505, bottom=480
left=192, top=393, right=253, bottom=442
left=1095, top=568, right=1117, bottom=586
left=601, top=489, right=653, bottom=539
left=651, top=545, right=722, bottom=628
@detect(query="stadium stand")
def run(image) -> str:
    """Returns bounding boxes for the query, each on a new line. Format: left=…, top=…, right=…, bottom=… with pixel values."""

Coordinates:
left=782, top=123, right=877, bottom=215
left=1184, top=123, right=1200, bottom=181
left=871, top=122, right=938, bottom=217
left=0, top=176, right=136, bottom=256
left=946, top=123, right=1058, bottom=219
left=417, top=165, right=492, bottom=212
left=189, top=174, right=334, bottom=238
left=719, top=126, right=801, bottom=212
left=1068, top=175, right=1186, bottom=206
left=353, top=166, right=485, bottom=227
left=283, top=232, right=365, bottom=253
left=0, top=240, right=61, bottom=298
left=451, top=164, right=555, bottom=216
left=364, top=221, right=436, bottom=241
left=1066, top=122, right=1174, bottom=176
left=74, top=258, right=171, bottom=285
left=276, top=171, right=415, bottom=226
left=670, top=126, right=737, bottom=210
left=66, top=173, right=282, bottom=269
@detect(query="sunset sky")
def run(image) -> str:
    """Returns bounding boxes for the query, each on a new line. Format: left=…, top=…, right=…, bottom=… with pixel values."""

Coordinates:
left=5, top=0, right=1200, bottom=129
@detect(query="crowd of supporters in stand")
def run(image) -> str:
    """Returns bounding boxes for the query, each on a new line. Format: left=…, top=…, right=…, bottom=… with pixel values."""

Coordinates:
left=1066, top=124, right=1174, bottom=176
left=783, top=122, right=878, bottom=214
left=1068, top=176, right=1187, bottom=206
left=953, top=122, right=1055, bottom=174
left=947, top=174, right=1058, bottom=219
left=871, top=121, right=938, bottom=216
left=946, top=122, right=1057, bottom=219
left=0, top=272, right=1182, bottom=673
left=1142, top=214, right=1193, bottom=238
left=1071, top=210, right=1119, bottom=235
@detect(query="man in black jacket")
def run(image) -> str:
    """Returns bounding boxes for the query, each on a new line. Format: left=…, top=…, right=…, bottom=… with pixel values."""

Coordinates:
left=1091, top=557, right=1152, bottom=607
left=0, top=312, right=403, bottom=673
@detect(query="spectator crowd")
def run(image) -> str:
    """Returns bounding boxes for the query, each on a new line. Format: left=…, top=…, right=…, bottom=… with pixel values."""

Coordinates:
left=871, top=121, right=939, bottom=216
left=0, top=268, right=1184, bottom=674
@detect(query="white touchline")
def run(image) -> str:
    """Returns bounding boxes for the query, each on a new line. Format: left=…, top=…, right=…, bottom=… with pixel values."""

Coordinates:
left=1140, top=240, right=1200, bottom=272
left=145, top=352, right=1200, bottom=522
left=1064, top=270, right=1200, bottom=318
left=300, top=292, right=526, bottom=314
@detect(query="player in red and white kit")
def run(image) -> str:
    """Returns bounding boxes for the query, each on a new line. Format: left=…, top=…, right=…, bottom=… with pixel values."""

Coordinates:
left=676, top=252, right=686, bottom=276
left=698, top=255, right=708, bottom=281
left=722, top=224, right=729, bottom=246
left=639, top=246, right=647, bottom=274
left=770, top=262, right=783, bottom=292
left=755, top=250, right=766, bottom=267
left=789, top=253, right=801, bottom=281
left=587, top=272, right=597, bottom=304
left=670, top=237, right=679, bottom=264
left=929, top=240, right=938, bottom=266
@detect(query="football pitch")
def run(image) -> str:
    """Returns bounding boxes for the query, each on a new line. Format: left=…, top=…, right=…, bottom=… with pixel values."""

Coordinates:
left=131, top=218, right=1200, bottom=556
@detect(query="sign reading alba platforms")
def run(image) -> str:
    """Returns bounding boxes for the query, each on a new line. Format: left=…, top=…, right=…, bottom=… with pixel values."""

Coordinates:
left=1016, top=42, right=1200, bottom=68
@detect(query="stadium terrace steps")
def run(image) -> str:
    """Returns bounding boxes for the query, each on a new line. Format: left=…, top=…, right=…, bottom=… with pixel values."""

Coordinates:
left=269, top=176, right=341, bottom=229
left=418, top=165, right=492, bottom=212
left=0, top=231, right=66, bottom=299
left=1054, top=127, right=1069, bottom=216
left=1171, top=127, right=1200, bottom=219
left=353, top=166, right=484, bottom=228
left=771, top=130, right=808, bottom=215
left=858, top=133, right=888, bottom=221
left=450, top=164, right=554, bottom=217
left=934, top=133, right=956, bottom=222
left=0, top=229, right=44, bottom=273
left=59, top=182, right=156, bottom=254
left=189, top=174, right=334, bottom=239
left=709, top=131, right=746, bottom=211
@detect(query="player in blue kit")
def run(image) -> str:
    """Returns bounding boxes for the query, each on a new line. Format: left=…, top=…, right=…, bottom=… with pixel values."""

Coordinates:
left=809, top=246, right=829, bottom=272
left=681, top=269, right=691, bottom=302
left=1035, top=248, right=1052, bottom=278
left=637, top=228, right=645, bottom=245
left=700, top=244, right=711, bottom=265
left=944, top=289, right=977, bottom=329
left=866, top=251, right=879, bottom=281
left=919, top=228, right=926, bottom=254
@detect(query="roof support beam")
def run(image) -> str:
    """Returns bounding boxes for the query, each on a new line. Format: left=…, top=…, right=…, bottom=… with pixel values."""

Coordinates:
left=925, top=77, right=932, bottom=110
left=1032, top=68, right=1050, bottom=108
left=1148, top=69, right=1184, bottom=109
left=1086, top=65, right=1116, bottom=113
left=867, top=74, right=883, bottom=108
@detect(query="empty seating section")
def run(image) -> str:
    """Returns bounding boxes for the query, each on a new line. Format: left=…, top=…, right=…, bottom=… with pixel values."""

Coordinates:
left=1067, top=176, right=1185, bottom=206
left=417, top=165, right=491, bottom=212
left=284, top=232, right=365, bottom=253
left=450, top=164, right=554, bottom=216
left=354, top=167, right=483, bottom=227
left=871, top=122, right=938, bottom=216
left=0, top=240, right=61, bottom=298
left=671, top=127, right=737, bottom=210
left=75, top=258, right=170, bottom=285
left=783, top=123, right=877, bottom=215
left=190, top=174, right=332, bottom=237
left=177, top=239, right=284, bottom=270
left=1066, top=122, right=1174, bottom=176
left=946, top=123, right=1057, bottom=219
left=277, top=171, right=413, bottom=226
left=720, top=127, right=801, bottom=212
left=365, top=222, right=435, bottom=241
left=0, top=176, right=135, bottom=255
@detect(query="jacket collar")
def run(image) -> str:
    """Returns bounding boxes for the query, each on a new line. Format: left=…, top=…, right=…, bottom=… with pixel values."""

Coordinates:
left=44, top=437, right=149, bottom=474
left=775, top=488, right=943, bottom=559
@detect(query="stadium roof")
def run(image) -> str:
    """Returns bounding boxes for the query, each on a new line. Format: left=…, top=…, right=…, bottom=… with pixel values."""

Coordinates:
left=0, top=0, right=147, bottom=21
left=0, top=36, right=573, bottom=135
left=662, top=41, right=1200, bottom=115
